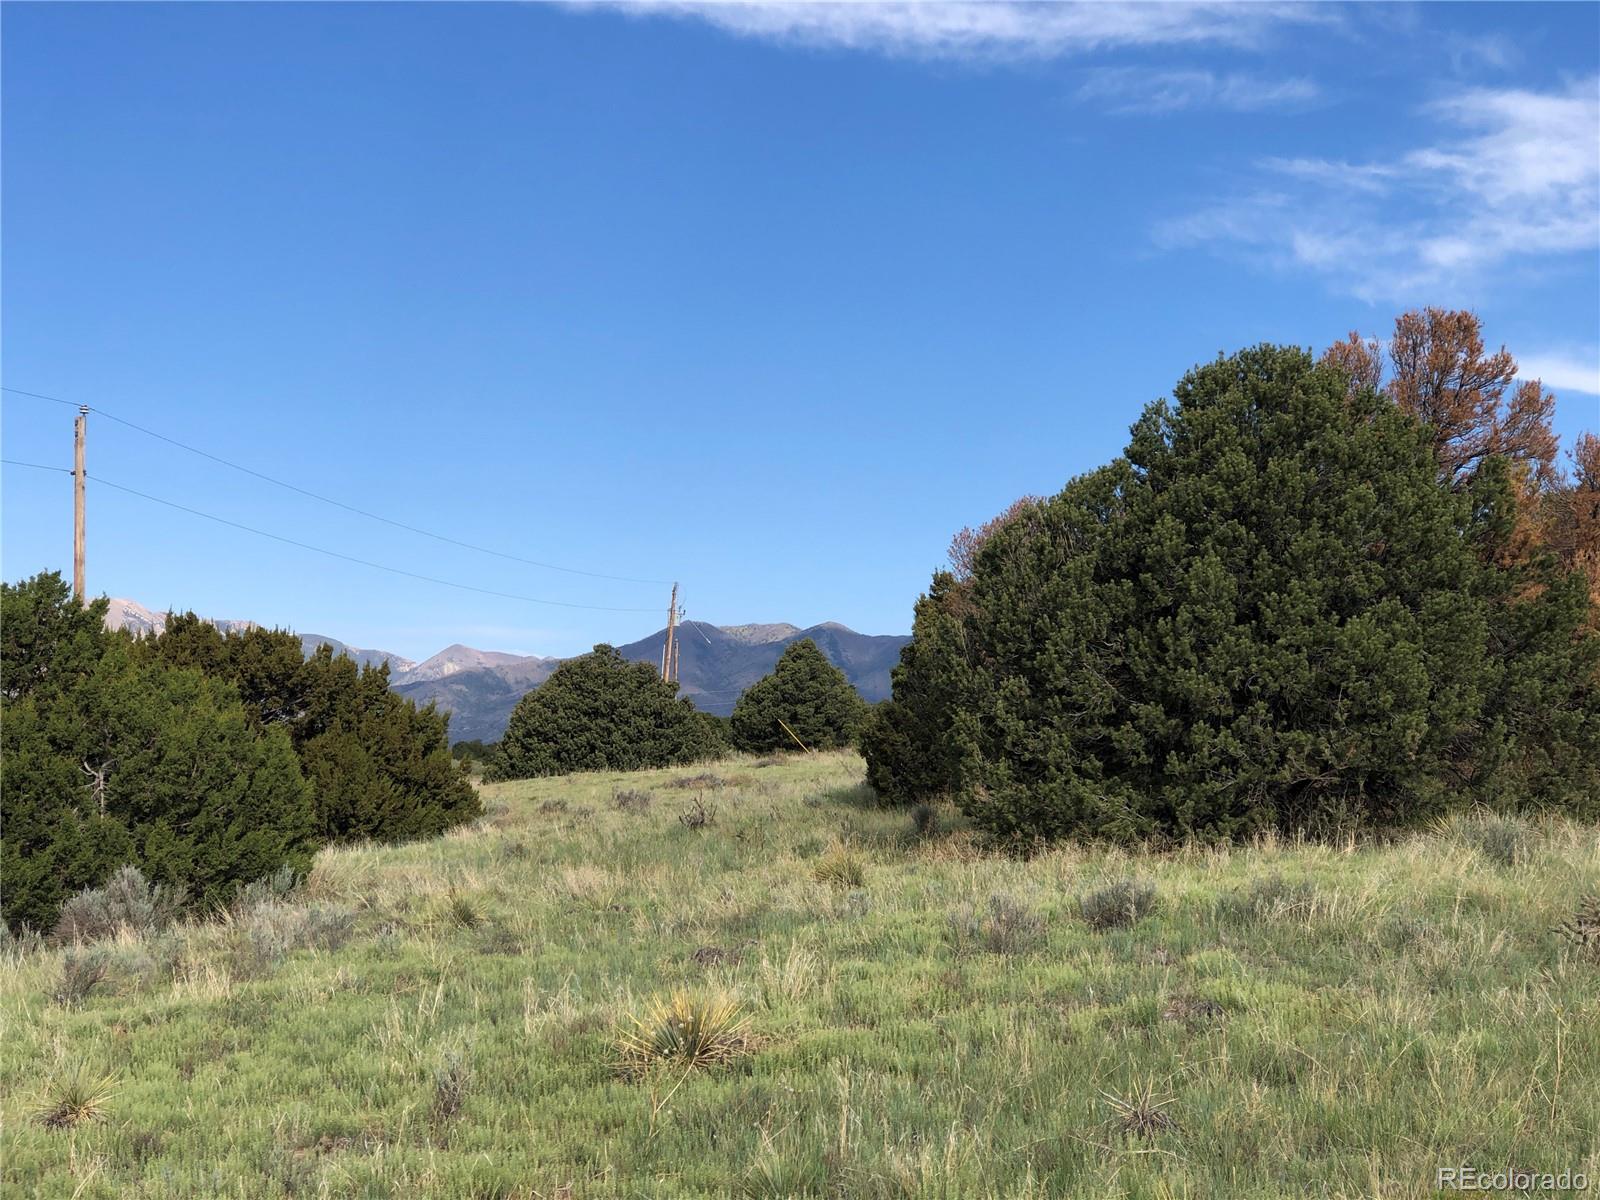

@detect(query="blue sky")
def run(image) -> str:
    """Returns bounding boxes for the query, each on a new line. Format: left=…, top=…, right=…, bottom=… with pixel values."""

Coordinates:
left=3, top=1, right=1596, bottom=661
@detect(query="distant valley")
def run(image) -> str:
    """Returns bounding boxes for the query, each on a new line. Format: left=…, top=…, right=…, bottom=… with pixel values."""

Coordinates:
left=104, top=599, right=908, bottom=743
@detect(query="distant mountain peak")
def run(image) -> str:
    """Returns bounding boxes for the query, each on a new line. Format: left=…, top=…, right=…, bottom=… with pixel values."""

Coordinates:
left=400, top=644, right=543, bottom=684
left=805, top=621, right=855, bottom=634
left=299, top=635, right=415, bottom=675
left=717, top=622, right=803, bottom=644
left=105, top=599, right=414, bottom=674
left=103, top=597, right=905, bottom=743
left=105, top=597, right=259, bottom=638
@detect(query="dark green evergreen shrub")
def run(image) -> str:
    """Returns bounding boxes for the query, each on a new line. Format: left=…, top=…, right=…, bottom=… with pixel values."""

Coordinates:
left=730, top=639, right=867, bottom=753
left=144, top=621, right=481, bottom=844
left=2, top=573, right=478, bottom=933
left=486, top=645, right=722, bottom=780
left=2, top=576, right=317, bottom=933
left=451, top=739, right=496, bottom=763
left=860, top=574, right=976, bottom=805
left=867, top=345, right=1598, bottom=840
left=967, top=346, right=1495, bottom=840
left=1, top=573, right=108, bottom=703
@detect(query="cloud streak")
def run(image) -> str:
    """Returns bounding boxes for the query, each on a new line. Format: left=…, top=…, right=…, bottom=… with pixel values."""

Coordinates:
left=602, top=1, right=1326, bottom=61
left=1076, top=67, right=1319, bottom=114
left=1157, top=77, right=1600, bottom=301
left=1517, top=352, right=1600, bottom=397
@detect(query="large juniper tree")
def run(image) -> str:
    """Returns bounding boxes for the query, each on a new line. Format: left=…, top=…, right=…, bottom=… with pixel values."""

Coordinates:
left=1, top=574, right=315, bottom=932
left=143, top=619, right=480, bottom=843
left=868, top=345, right=1597, bottom=840
left=730, top=639, right=867, bottom=753
left=487, top=644, right=722, bottom=779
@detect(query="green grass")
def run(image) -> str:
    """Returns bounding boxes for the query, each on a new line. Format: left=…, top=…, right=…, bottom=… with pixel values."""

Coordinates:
left=3, top=751, right=1598, bottom=1198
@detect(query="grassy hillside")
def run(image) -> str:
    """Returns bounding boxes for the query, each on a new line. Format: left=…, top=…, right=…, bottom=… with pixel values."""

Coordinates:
left=4, top=752, right=1597, bottom=1198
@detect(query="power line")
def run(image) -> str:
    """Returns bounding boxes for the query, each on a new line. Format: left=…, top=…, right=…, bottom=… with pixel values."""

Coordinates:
left=2, top=385, right=671, bottom=586
left=3, top=458, right=72, bottom=474
left=85, top=472, right=662, bottom=614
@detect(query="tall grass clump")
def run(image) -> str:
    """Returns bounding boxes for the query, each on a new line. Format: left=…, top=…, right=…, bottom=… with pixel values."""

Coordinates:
left=756, top=943, right=823, bottom=1009
left=948, top=892, right=1045, bottom=954
left=1080, top=879, right=1157, bottom=930
left=1441, top=810, right=1540, bottom=867
left=52, top=950, right=110, bottom=1006
left=1224, top=874, right=1318, bottom=925
left=810, top=845, right=866, bottom=890
left=235, top=901, right=356, bottom=968
left=429, top=1046, right=474, bottom=1127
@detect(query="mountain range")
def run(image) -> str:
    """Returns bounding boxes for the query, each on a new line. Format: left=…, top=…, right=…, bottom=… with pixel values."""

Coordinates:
left=103, top=599, right=908, bottom=743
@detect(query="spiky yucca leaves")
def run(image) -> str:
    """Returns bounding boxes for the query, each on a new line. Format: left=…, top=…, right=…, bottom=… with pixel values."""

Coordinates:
left=438, top=890, right=482, bottom=930
left=739, top=1149, right=827, bottom=1199
left=1101, top=1078, right=1178, bottom=1139
left=617, top=992, right=751, bottom=1075
left=32, top=1065, right=119, bottom=1129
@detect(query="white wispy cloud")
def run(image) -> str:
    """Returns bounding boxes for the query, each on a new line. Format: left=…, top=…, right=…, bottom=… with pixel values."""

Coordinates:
left=1445, top=31, right=1521, bottom=74
left=1158, top=77, right=1600, bottom=301
left=1259, top=156, right=1397, bottom=193
left=599, top=1, right=1327, bottom=61
left=1076, top=67, right=1319, bottom=114
left=1517, top=351, right=1600, bottom=397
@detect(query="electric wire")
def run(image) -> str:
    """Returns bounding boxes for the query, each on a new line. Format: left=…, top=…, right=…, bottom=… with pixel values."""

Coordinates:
left=5, top=456, right=765, bottom=695
left=2, top=386, right=671, bottom=585
left=82, top=472, right=662, bottom=613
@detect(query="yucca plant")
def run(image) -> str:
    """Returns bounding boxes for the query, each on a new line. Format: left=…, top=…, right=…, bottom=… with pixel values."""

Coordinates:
left=33, top=1065, right=119, bottom=1130
left=1101, top=1078, right=1178, bottom=1139
left=617, top=991, right=751, bottom=1074
left=440, top=890, right=482, bottom=930
left=739, top=1150, right=827, bottom=1198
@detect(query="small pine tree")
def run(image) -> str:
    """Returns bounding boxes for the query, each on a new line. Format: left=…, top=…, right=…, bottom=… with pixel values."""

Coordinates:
left=729, top=639, right=867, bottom=753
left=487, top=645, right=721, bottom=780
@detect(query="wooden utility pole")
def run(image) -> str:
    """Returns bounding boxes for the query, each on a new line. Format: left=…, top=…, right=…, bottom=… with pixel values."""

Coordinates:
left=73, top=406, right=87, bottom=604
left=661, top=581, right=679, bottom=682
